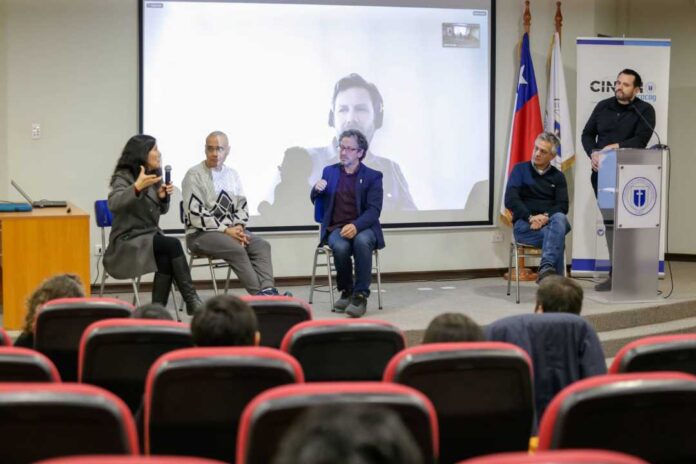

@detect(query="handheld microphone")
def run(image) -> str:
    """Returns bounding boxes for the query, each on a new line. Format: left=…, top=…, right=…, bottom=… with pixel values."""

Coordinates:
left=164, top=165, right=172, bottom=185
left=630, top=103, right=668, bottom=150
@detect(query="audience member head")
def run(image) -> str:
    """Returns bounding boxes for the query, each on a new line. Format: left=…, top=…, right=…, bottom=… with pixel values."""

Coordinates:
left=132, top=303, right=174, bottom=320
left=272, top=404, right=423, bottom=464
left=422, top=312, right=484, bottom=344
left=535, top=275, right=584, bottom=315
left=23, top=273, right=85, bottom=333
left=191, top=295, right=259, bottom=346
left=113, top=134, right=159, bottom=180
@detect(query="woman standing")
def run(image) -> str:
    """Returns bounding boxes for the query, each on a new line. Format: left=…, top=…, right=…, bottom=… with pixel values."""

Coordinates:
left=103, top=134, right=202, bottom=314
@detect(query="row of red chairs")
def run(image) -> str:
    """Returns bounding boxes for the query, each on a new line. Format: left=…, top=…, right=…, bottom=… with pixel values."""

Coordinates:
left=0, top=372, right=695, bottom=463
left=34, top=450, right=651, bottom=464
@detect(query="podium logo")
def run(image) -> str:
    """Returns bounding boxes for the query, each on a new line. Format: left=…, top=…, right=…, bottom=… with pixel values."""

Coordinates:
left=622, top=177, right=657, bottom=216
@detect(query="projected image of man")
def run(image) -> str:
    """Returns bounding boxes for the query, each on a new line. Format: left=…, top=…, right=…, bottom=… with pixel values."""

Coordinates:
left=308, top=73, right=417, bottom=212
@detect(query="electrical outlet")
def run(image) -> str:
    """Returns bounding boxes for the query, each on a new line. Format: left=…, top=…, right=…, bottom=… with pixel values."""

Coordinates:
left=31, top=123, right=41, bottom=140
left=95, top=245, right=103, bottom=256
left=492, top=230, right=504, bottom=243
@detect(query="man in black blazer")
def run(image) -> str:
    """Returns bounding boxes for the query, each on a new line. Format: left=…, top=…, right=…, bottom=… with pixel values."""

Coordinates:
left=311, top=129, right=384, bottom=317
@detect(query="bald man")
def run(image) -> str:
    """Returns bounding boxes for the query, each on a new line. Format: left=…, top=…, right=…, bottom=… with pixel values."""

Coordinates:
left=182, top=131, right=286, bottom=296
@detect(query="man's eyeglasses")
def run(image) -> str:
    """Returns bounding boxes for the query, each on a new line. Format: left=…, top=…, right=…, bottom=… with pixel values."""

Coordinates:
left=205, top=145, right=227, bottom=154
left=337, top=144, right=362, bottom=154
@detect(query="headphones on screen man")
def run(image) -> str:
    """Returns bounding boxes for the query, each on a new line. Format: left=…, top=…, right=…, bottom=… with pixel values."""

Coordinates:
left=328, top=73, right=384, bottom=129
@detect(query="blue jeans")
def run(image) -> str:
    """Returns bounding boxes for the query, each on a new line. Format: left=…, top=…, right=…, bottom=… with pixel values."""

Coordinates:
left=513, top=213, right=571, bottom=274
left=328, top=228, right=376, bottom=297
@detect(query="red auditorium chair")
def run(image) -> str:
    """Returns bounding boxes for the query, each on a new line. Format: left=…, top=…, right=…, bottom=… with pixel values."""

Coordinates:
left=79, top=319, right=193, bottom=412
left=144, top=346, right=303, bottom=462
left=35, top=297, right=133, bottom=381
left=236, top=382, right=438, bottom=464
left=36, top=456, right=227, bottom=464
left=384, top=342, right=534, bottom=463
left=281, top=319, right=406, bottom=381
left=538, top=372, right=696, bottom=463
left=609, top=333, right=696, bottom=375
left=240, top=295, right=312, bottom=348
left=458, top=449, right=649, bottom=463
left=0, top=326, right=11, bottom=345
left=0, top=383, right=138, bottom=463
left=0, top=346, right=61, bottom=382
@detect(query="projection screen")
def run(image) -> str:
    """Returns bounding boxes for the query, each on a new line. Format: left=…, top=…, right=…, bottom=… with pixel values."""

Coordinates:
left=140, top=0, right=495, bottom=231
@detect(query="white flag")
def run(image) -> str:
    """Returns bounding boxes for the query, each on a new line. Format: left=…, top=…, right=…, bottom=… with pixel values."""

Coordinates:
left=545, top=32, right=575, bottom=171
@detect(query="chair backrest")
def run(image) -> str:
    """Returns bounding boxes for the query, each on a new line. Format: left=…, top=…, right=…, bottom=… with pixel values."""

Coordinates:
left=94, top=199, right=113, bottom=228
left=0, top=346, right=61, bottom=382
left=458, top=449, right=649, bottom=464
left=0, top=327, right=11, bottom=346
left=538, top=372, right=696, bottom=463
left=610, top=334, right=696, bottom=375
left=281, top=319, right=406, bottom=381
left=144, top=346, right=303, bottom=461
left=385, top=342, right=534, bottom=463
left=241, top=296, right=313, bottom=348
left=35, top=297, right=133, bottom=381
left=485, top=313, right=606, bottom=419
left=237, top=382, right=438, bottom=464
left=0, top=383, right=138, bottom=463
left=36, top=457, right=228, bottom=464
left=79, top=319, right=193, bottom=412
left=36, top=457, right=227, bottom=464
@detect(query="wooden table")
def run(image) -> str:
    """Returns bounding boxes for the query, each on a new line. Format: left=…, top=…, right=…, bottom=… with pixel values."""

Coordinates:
left=0, top=203, right=90, bottom=329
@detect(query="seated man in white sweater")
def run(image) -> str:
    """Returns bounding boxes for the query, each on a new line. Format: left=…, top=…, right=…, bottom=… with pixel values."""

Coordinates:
left=182, top=131, right=286, bottom=296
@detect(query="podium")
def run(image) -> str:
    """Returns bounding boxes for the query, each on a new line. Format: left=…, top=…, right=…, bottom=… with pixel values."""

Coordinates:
left=596, top=148, right=663, bottom=301
left=0, top=203, right=90, bottom=329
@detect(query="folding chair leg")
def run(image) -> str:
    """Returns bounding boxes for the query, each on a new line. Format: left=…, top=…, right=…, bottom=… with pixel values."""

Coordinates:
left=374, top=250, right=383, bottom=310
left=514, top=246, right=521, bottom=304
left=308, top=249, right=320, bottom=304
left=326, top=252, right=335, bottom=310
left=507, top=242, right=513, bottom=296
left=99, top=272, right=108, bottom=297
left=131, top=277, right=141, bottom=306
left=170, top=285, right=181, bottom=322
left=208, top=259, right=219, bottom=295
left=224, top=266, right=232, bottom=294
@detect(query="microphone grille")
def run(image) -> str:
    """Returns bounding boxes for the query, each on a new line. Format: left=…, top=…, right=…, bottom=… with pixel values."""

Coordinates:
left=164, top=165, right=172, bottom=172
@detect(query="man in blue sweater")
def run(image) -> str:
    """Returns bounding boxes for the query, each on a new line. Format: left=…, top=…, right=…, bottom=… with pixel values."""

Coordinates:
left=504, top=132, right=570, bottom=282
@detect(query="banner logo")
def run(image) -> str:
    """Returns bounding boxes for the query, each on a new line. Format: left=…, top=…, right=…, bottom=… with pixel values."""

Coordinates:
left=622, top=177, right=657, bottom=216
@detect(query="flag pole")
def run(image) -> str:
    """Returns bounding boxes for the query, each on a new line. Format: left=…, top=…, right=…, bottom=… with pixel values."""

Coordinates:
left=505, top=0, right=538, bottom=283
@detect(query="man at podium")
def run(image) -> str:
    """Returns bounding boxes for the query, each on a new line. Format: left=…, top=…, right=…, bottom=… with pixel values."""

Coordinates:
left=504, top=132, right=571, bottom=283
left=581, top=68, right=656, bottom=291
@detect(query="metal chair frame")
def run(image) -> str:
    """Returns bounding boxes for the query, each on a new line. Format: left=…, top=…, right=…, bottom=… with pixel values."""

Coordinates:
left=507, top=238, right=565, bottom=304
left=308, top=243, right=382, bottom=310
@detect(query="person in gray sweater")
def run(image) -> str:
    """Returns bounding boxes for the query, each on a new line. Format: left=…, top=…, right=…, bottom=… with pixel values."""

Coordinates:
left=182, top=131, right=285, bottom=296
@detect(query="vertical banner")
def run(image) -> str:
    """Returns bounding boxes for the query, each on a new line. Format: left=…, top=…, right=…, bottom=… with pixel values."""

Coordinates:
left=572, top=37, right=671, bottom=275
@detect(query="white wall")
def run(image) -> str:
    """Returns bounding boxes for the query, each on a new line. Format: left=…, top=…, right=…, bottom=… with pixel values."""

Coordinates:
left=1, top=0, right=690, bottom=283
left=616, top=0, right=696, bottom=254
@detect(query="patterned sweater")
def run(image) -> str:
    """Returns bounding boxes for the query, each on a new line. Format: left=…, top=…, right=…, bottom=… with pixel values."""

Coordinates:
left=182, top=161, right=249, bottom=235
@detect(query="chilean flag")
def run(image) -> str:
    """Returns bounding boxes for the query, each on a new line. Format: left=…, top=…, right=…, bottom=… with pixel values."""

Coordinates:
left=501, top=32, right=543, bottom=225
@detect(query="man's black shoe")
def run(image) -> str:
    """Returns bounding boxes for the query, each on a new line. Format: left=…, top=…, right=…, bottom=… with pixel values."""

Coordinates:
left=595, top=277, right=612, bottom=292
left=333, top=290, right=352, bottom=313
left=346, top=293, right=368, bottom=318
left=536, top=267, right=557, bottom=284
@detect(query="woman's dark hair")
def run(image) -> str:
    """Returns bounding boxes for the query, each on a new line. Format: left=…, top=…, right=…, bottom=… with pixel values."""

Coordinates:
left=112, top=134, right=157, bottom=180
